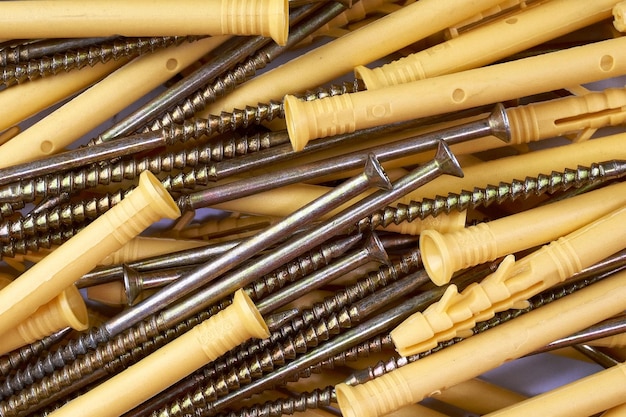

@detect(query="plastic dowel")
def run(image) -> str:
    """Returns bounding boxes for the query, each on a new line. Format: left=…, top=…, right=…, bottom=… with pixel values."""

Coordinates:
left=420, top=181, right=626, bottom=285
left=0, top=0, right=288, bottom=45
left=200, top=0, right=506, bottom=116
left=0, top=276, right=87, bottom=355
left=284, top=36, right=626, bottom=149
left=355, top=0, right=615, bottom=89
left=0, top=171, right=180, bottom=337
left=393, top=205, right=626, bottom=356
left=0, top=36, right=229, bottom=168
left=335, top=269, right=626, bottom=417
left=49, top=290, right=269, bottom=417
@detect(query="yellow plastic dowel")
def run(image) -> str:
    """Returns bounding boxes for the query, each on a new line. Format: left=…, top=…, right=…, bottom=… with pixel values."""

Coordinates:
left=284, top=36, right=626, bottom=150
left=49, top=289, right=269, bottom=417
left=200, top=0, right=507, bottom=117
left=0, top=171, right=180, bottom=337
left=392, top=205, right=626, bottom=356
left=483, top=363, right=626, bottom=417
left=0, top=276, right=87, bottom=355
left=0, top=58, right=127, bottom=133
left=0, top=0, right=288, bottom=45
left=0, top=36, right=229, bottom=168
left=335, top=269, right=626, bottom=417
left=355, top=0, right=615, bottom=89
left=420, top=181, right=626, bottom=285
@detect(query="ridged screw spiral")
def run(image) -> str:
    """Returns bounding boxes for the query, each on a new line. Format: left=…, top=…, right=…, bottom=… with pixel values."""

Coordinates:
left=0, top=239, right=351, bottom=412
left=355, top=160, right=626, bottom=228
left=216, top=385, right=336, bottom=417
left=0, top=36, right=197, bottom=86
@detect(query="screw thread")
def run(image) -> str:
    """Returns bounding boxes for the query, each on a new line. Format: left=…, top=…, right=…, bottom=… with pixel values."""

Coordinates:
left=147, top=51, right=278, bottom=132
left=0, top=326, right=108, bottom=400
left=243, top=238, right=344, bottom=301
left=0, top=301, right=231, bottom=416
left=0, top=329, right=70, bottom=377
left=141, top=80, right=360, bottom=141
left=0, top=202, right=23, bottom=223
left=206, top=247, right=420, bottom=383
left=0, top=130, right=284, bottom=240
left=357, top=162, right=623, bottom=225
left=0, top=241, right=352, bottom=412
left=156, top=310, right=345, bottom=416
left=5, top=124, right=280, bottom=205
left=217, top=385, right=335, bottom=417
left=148, top=251, right=421, bottom=417
left=0, top=37, right=196, bottom=86
left=0, top=228, right=80, bottom=260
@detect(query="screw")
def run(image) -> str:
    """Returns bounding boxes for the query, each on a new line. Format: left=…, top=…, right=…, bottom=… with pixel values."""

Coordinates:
left=0, top=237, right=362, bottom=413
left=256, top=232, right=389, bottom=315
left=161, top=142, right=459, bottom=333
left=179, top=105, right=502, bottom=210
left=0, top=36, right=196, bottom=86
left=365, top=160, right=626, bottom=220
left=119, top=244, right=423, bottom=417
left=0, top=36, right=117, bottom=65
left=103, top=155, right=390, bottom=340
left=96, top=2, right=341, bottom=142
left=134, top=270, right=429, bottom=417
left=0, top=130, right=176, bottom=190
left=200, top=294, right=431, bottom=416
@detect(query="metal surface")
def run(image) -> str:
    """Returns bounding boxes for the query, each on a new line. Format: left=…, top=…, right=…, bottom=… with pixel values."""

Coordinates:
left=179, top=104, right=506, bottom=210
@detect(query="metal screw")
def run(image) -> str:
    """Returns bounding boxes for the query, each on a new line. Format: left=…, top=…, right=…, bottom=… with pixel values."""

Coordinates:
left=0, top=36, right=196, bottom=86
left=178, top=105, right=504, bottom=210
left=0, top=130, right=177, bottom=190
left=362, top=159, right=626, bottom=220
left=0, top=36, right=117, bottom=65
left=256, top=232, right=389, bottom=315
left=159, top=142, right=459, bottom=335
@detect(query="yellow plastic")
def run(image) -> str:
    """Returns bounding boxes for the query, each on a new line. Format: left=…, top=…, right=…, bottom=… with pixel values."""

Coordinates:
left=284, top=36, right=626, bottom=150
left=392, top=205, right=626, bottom=356
left=0, top=275, right=87, bottom=354
left=0, top=126, right=20, bottom=146
left=98, top=236, right=209, bottom=266
left=0, top=171, right=180, bottom=337
left=601, top=402, right=626, bottom=416
left=355, top=0, right=615, bottom=89
left=199, top=0, right=507, bottom=117
left=613, top=1, right=626, bottom=32
left=421, top=181, right=626, bottom=285
left=444, top=0, right=527, bottom=39
left=436, top=378, right=527, bottom=415
left=506, top=87, right=626, bottom=144
left=483, top=363, right=626, bottom=417
left=0, top=58, right=127, bottom=133
left=395, top=133, right=626, bottom=208
left=0, top=284, right=88, bottom=355
left=0, top=37, right=228, bottom=168
left=49, top=289, right=269, bottom=417
left=335, top=268, right=626, bottom=417
left=86, top=281, right=128, bottom=306
left=0, top=0, right=288, bottom=46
